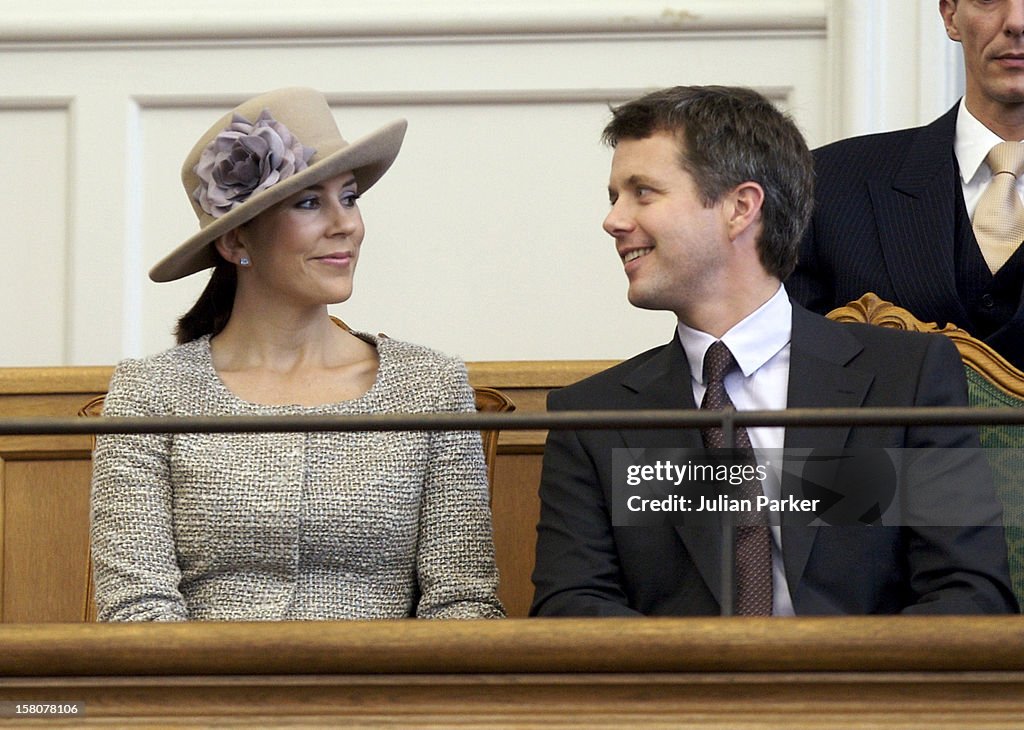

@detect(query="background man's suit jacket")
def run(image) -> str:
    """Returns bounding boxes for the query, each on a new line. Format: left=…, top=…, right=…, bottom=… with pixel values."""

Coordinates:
left=531, top=304, right=1017, bottom=616
left=787, top=103, right=1024, bottom=371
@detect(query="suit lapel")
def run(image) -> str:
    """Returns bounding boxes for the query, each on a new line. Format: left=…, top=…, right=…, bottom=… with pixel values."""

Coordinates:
left=619, top=335, right=724, bottom=605
left=781, top=305, right=875, bottom=594
left=868, top=103, right=972, bottom=325
left=619, top=335, right=702, bottom=450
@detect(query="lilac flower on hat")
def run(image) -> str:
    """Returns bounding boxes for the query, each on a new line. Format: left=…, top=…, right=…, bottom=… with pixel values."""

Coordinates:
left=193, top=109, right=316, bottom=218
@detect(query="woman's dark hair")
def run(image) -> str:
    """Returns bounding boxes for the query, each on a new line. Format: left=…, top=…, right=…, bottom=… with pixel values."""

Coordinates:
left=174, top=259, right=237, bottom=344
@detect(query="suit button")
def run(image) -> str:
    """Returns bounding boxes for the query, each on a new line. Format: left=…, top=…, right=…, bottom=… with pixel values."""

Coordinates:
left=981, top=294, right=995, bottom=308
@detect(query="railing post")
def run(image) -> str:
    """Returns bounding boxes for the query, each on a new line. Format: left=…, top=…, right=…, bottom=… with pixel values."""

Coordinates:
left=720, top=407, right=737, bottom=616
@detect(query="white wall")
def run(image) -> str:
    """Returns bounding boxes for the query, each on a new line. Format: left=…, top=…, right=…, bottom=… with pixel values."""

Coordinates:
left=0, top=0, right=962, bottom=365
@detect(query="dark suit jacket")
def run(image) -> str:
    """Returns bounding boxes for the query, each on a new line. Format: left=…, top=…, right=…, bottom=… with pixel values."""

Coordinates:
left=530, top=304, right=1017, bottom=616
left=787, top=103, right=1024, bottom=370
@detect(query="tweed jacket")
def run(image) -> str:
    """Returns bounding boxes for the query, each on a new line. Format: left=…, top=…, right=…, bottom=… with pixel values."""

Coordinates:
left=90, top=332, right=504, bottom=622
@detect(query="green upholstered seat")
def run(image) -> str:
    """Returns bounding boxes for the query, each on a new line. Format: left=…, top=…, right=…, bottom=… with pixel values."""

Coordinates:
left=966, top=368, right=1024, bottom=604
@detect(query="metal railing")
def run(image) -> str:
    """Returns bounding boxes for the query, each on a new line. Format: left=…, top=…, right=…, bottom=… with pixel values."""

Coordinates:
left=4, top=405, right=1024, bottom=436
left=19, top=404, right=1023, bottom=617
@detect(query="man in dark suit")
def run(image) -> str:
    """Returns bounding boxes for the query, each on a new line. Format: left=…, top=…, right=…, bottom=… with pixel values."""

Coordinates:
left=788, top=0, right=1024, bottom=370
left=530, top=85, right=1017, bottom=617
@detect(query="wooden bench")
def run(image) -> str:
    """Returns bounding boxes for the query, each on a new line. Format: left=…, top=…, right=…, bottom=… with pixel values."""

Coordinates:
left=0, top=361, right=614, bottom=621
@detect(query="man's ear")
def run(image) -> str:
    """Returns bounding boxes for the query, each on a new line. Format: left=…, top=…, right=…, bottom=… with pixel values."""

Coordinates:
left=725, top=181, right=765, bottom=242
left=213, top=227, right=249, bottom=266
left=939, top=0, right=961, bottom=43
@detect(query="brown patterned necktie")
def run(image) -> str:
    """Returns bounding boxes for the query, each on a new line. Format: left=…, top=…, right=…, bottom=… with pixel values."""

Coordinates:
left=699, top=341, right=773, bottom=616
left=974, top=140, right=1024, bottom=274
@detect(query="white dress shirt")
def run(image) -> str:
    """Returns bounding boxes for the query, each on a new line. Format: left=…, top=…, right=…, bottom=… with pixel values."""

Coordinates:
left=956, top=97, right=1024, bottom=218
left=676, top=284, right=796, bottom=615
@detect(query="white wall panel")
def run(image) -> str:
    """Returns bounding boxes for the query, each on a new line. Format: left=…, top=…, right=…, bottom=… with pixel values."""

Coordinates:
left=829, top=0, right=964, bottom=138
left=0, top=103, right=69, bottom=365
left=13, top=0, right=968, bottom=366
left=2, top=1, right=825, bottom=40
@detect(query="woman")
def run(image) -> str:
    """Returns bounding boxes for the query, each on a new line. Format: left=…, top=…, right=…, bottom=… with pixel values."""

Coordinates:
left=90, top=87, right=504, bottom=621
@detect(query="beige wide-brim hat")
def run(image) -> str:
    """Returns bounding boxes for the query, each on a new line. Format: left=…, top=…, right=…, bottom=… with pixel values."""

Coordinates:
left=149, top=87, right=407, bottom=282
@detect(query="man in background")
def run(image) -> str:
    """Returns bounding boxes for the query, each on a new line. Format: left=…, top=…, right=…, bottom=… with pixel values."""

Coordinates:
left=788, top=0, right=1024, bottom=370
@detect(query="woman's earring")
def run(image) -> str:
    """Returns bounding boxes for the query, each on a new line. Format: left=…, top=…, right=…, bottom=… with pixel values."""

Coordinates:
left=239, top=257, right=251, bottom=267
